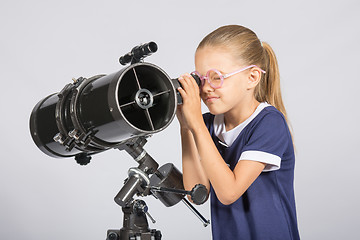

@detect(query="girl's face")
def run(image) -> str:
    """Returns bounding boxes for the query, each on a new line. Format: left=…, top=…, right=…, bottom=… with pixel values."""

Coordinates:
left=195, top=46, right=257, bottom=116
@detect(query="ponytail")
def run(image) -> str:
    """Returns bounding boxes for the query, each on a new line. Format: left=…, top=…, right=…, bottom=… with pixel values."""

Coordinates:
left=255, top=42, right=288, bottom=122
left=257, top=42, right=294, bottom=142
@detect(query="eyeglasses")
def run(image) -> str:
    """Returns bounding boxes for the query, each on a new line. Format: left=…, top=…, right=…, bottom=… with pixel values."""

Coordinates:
left=191, top=65, right=266, bottom=89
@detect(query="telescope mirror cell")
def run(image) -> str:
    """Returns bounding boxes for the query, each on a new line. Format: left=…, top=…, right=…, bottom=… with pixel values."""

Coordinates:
left=30, top=63, right=177, bottom=158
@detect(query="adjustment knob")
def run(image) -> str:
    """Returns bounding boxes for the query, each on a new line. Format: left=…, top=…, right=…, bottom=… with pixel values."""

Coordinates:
left=190, top=184, right=208, bottom=205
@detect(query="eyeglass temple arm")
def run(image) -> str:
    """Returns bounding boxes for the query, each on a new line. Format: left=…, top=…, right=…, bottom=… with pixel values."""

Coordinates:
left=223, top=65, right=266, bottom=79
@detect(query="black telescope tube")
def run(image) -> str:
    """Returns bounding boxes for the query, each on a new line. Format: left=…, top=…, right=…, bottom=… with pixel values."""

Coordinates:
left=29, top=62, right=178, bottom=159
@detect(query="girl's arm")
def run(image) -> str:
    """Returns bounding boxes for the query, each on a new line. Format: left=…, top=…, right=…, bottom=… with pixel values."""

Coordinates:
left=177, top=100, right=210, bottom=198
left=190, top=123, right=265, bottom=205
left=177, top=74, right=265, bottom=205
left=180, top=127, right=210, bottom=194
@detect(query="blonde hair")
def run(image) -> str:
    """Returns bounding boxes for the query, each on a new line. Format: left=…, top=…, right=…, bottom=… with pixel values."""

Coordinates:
left=197, top=25, right=290, bottom=126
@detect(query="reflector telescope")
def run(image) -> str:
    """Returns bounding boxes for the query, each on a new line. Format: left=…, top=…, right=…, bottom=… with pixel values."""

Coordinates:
left=30, top=62, right=178, bottom=161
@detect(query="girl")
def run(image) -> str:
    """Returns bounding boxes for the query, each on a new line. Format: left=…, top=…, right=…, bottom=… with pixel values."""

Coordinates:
left=177, top=25, right=300, bottom=240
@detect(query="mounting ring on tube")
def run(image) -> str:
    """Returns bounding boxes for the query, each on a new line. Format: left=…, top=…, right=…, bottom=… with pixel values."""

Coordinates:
left=69, top=75, right=122, bottom=151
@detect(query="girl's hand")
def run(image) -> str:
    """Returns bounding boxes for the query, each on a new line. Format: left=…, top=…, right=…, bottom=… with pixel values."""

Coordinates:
left=176, top=73, right=203, bottom=132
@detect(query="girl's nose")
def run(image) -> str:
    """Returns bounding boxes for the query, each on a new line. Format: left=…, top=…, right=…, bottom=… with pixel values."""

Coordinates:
left=201, top=78, right=215, bottom=92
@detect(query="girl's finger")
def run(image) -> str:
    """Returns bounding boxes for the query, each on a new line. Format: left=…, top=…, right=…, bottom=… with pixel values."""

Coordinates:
left=177, top=86, right=186, bottom=99
left=178, top=76, right=189, bottom=90
left=181, top=74, right=198, bottom=94
left=179, top=75, right=195, bottom=95
left=185, top=74, right=200, bottom=95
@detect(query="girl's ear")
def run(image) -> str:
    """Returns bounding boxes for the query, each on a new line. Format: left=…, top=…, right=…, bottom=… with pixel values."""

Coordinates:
left=247, top=68, right=262, bottom=89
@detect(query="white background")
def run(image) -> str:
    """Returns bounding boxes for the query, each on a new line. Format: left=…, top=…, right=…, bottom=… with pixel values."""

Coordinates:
left=1, top=0, right=359, bottom=239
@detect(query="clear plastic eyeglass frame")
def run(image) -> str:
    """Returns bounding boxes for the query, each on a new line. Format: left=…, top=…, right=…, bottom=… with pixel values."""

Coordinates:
left=191, top=65, right=266, bottom=89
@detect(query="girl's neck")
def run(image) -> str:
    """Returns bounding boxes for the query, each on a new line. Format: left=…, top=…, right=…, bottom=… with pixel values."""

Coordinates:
left=223, top=99, right=260, bottom=131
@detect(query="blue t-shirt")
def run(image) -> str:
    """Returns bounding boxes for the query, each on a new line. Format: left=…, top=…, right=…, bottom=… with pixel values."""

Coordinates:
left=204, top=106, right=300, bottom=240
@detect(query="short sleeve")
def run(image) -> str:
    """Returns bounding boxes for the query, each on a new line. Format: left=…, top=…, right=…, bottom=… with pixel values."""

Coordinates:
left=239, top=112, right=290, bottom=172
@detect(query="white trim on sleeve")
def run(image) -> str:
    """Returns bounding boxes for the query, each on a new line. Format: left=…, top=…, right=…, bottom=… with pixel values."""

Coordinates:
left=239, top=150, right=281, bottom=172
